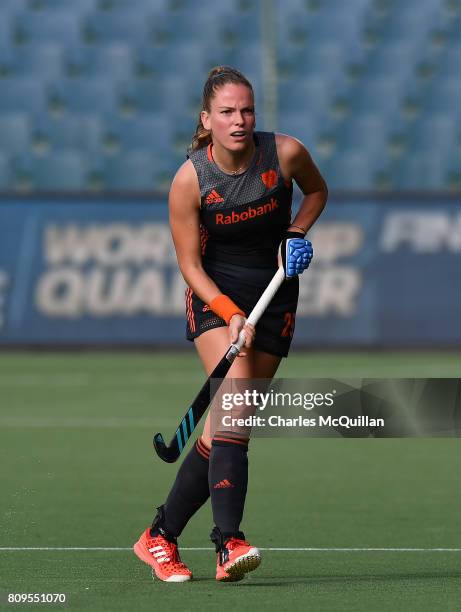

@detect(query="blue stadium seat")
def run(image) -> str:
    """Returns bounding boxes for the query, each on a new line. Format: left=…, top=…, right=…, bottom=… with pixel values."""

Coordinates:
left=103, top=151, right=171, bottom=190
left=14, top=12, right=83, bottom=45
left=336, top=114, right=389, bottom=158
left=9, top=44, right=63, bottom=79
left=436, top=43, right=461, bottom=78
left=281, top=11, right=363, bottom=45
left=278, top=76, right=345, bottom=117
left=361, top=43, right=420, bottom=83
left=0, top=20, right=10, bottom=50
left=83, top=11, right=151, bottom=44
left=0, top=78, right=46, bottom=112
left=278, top=42, right=344, bottom=80
left=278, top=0, right=370, bottom=19
left=348, top=77, right=406, bottom=118
left=366, top=7, right=440, bottom=45
left=325, top=150, right=380, bottom=190
left=277, top=112, right=329, bottom=158
left=150, top=12, right=227, bottom=47
left=26, top=0, right=97, bottom=13
left=0, top=0, right=27, bottom=16
left=16, top=151, right=88, bottom=190
left=394, top=151, right=450, bottom=189
left=382, top=0, right=442, bottom=17
left=134, top=44, right=209, bottom=80
left=406, top=114, right=458, bottom=155
left=96, top=0, right=167, bottom=11
left=424, top=80, right=461, bottom=113
left=48, top=78, right=117, bottom=113
left=31, top=114, right=103, bottom=153
left=0, top=113, right=30, bottom=154
left=103, top=115, right=171, bottom=152
left=119, top=76, right=201, bottom=116
left=65, top=44, right=133, bottom=81
left=226, top=43, right=262, bottom=75
left=0, top=152, right=12, bottom=189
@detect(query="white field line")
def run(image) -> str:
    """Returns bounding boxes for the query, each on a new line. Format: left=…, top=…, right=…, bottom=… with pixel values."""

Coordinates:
left=1, top=547, right=461, bottom=553
left=0, top=417, right=173, bottom=428
left=0, top=373, right=203, bottom=387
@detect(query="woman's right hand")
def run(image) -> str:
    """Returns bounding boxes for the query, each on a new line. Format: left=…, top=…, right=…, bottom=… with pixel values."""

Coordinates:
left=229, top=314, right=255, bottom=357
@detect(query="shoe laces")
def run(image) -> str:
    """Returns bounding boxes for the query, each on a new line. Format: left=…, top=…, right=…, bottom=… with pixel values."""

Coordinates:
left=148, top=535, right=189, bottom=574
left=225, top=537, right=250, bottom=551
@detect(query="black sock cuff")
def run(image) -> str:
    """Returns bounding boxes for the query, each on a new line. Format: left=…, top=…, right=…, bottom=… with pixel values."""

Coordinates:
left=210, top=526, right=246, bottom=551
left=150, top=505, right=177, bottom=542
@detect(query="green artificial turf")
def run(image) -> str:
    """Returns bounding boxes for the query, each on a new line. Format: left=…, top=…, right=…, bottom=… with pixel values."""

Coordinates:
left=1, top=352, right=460, bottom=611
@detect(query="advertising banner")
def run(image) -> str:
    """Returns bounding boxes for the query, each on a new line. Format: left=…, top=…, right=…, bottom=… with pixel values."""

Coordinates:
left=0, top=196, right=460, bottom=346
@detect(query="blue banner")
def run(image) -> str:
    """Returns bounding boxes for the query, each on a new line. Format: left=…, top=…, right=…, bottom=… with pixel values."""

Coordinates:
left=0, top=196, right=460, bottom=346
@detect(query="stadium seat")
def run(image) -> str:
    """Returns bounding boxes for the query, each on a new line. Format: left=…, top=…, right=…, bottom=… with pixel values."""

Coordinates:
left=435, top=43, right=461, bottom=78
left=0, top=20, right=10, bottom=50
left=0, top=78, right=46, bottom=112
left=16, top=151, right=88, bottom=190
left=348, top=77, right=406, bottom=118
left=277, top=112, right=329, bottom=158
left=9, top=43, right=63, bottom=79
left=0, top=113, right=30, bottom=154
left=424, top=80, right=461, bottom=113
left=102, top=114, right=171, bottom=153
left=278, top=42, right=344, bottom=80
left=103, top=151, right=171, bottom=190
left=361, top=43, right=420, bottom=83
left=118, top=76, right=201, bottom=116
left=325, top=150, right=381, bottom=190
left=394, top=151, right=450, bottom=189
left=96, top=0, right=167, bottom=11
left=311, top=0, right=370, bottom=14
left=281, top=11, right=363, bottom=45
left=0, top=0, right=27, bottom=16
left=31, top=114, right=103, bottom=154
left=134, top=44, right=208, bottom=80
left=47, top=78, right=117, bottom=114
left=27, top=0, right=97, bottom=10
left=278, top=76, right=346, bottom=117
left=336, top=114, right=390, bottom=159
left=65, top=44, right=133, bottom=81
left=150, top=12, right=226, bottom=47
left=13, top=12, right=83, bottom=45
left=365, top=7, right=440, bottom=46
left=407, top=114, right=458, bottom=154
left=0, top=152, right=12, bottom=189
left=83, top=11, right=151, bottom=44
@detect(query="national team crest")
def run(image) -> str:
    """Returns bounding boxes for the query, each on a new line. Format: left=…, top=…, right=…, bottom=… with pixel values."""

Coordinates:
left=261, top=169, right=277, bottom=189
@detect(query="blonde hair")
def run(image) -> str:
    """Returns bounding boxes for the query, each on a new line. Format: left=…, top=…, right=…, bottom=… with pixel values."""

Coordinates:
left=189, top=65, right=254, bottom=153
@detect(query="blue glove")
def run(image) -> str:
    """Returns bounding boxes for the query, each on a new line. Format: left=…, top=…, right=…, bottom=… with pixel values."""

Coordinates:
left=279, top=231, right=313, bottom=278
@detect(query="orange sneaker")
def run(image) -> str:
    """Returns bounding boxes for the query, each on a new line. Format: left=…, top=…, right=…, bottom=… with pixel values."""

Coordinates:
left=133, top=528, right=192, bottom=583
left=211, top=528, right=261, bottom=582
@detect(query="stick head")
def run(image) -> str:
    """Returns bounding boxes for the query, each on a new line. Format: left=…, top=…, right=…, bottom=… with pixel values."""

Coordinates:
left=153, top=432, right=181, bottom=463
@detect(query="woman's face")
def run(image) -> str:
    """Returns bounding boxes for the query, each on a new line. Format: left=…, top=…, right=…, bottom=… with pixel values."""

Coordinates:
left=201, top=83, right=256, bottom=152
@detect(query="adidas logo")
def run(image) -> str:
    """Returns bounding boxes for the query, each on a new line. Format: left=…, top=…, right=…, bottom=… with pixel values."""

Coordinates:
left=148, top=544, right=170, bottom=563
left=213, top=479, right=234, bottom=489
left=205, top=189, right=224, bottom=204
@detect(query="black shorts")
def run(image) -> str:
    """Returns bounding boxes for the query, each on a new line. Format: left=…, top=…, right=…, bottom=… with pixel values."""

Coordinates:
left=185, top=260, right=299, bottom=358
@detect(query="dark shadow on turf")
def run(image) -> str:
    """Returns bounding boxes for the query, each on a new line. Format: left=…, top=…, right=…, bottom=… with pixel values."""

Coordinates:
left=235, top=571, right=461, bottom=587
